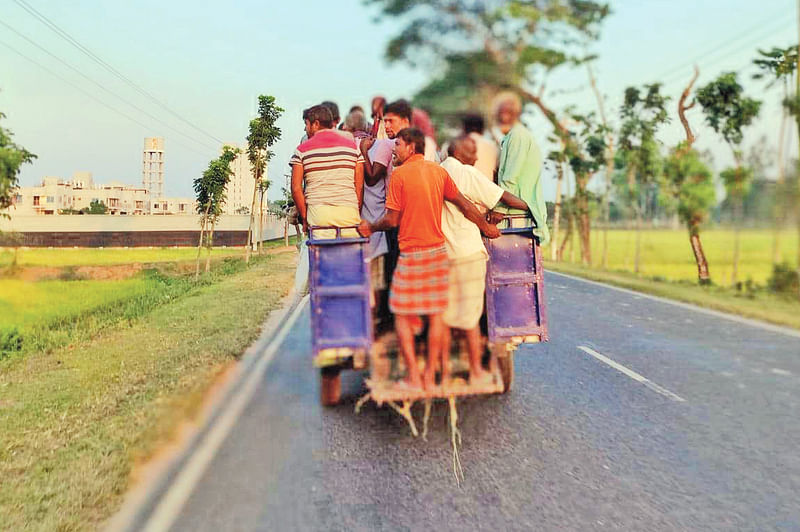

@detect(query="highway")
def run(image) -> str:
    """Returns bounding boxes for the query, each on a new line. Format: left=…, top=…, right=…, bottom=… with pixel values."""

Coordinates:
left=125, top=272, right=800, bottom=531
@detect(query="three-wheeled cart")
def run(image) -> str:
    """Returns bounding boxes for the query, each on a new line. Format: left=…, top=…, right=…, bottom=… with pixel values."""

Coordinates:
left=308, top=216, right=548, bottom=407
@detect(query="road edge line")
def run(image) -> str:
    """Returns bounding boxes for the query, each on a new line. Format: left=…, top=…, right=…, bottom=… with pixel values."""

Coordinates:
left=107, top=292, right=309, bottom=532
left=548, top=270, right=800, bottom=340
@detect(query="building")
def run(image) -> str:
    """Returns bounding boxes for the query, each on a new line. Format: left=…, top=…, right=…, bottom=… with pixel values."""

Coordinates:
left=221, top=143, right=261, bottom=215
left=8, top=172, right=195, bottom=216
left=142, top=137, right=165, bottom=200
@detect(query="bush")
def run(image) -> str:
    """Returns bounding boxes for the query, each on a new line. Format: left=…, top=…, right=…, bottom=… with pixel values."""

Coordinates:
left=0, top=326, right=23, bottom=358
left=768, top=262, right=799, bottom=295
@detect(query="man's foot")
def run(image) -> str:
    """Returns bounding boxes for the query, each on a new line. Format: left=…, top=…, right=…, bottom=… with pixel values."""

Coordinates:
left=469, top=368, right=493, bottom=387
left=395, top=378, right=423, bottom=392
left=422, top=370, right=437, bottom=392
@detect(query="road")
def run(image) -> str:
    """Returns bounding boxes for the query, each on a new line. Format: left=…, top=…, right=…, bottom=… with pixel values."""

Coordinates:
left=127, top=272, right=800, bottom=531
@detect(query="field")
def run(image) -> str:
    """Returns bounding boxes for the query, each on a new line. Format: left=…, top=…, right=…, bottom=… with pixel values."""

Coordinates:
left=544, top=229, right=799, bottom=286
left=0, top=247, right=297, bottom=530
left=0, top=246, right=243, bottom=268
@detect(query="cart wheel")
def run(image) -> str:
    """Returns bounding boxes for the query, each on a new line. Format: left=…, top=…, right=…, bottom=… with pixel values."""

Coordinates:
left=498, top=350, right=514, bottom=393
left=320, top=366, right=342, bottom=406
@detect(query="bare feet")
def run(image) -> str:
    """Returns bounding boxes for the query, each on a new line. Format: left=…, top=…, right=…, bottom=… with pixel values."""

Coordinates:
left=469, top=367, right=493, bottom=386
left=397, top=378, right=423, bottom=391
left=422, top=369, right=436, bottom=391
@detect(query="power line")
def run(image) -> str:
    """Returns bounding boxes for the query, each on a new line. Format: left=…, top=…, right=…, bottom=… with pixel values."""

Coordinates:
left=0, top=38, right=211, bottom=159
left=0, top=19, right=219, bottom=152
left=12, top=0, right=225, bottom=146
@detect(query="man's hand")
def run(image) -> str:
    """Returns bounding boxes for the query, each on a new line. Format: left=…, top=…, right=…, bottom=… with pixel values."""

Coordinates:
left=360, top=137, right=376, bottom=154
left=357, top=219, right=372, bottom=238
left=487, top=210, right=505, bottom=225
left=482, top=223, right=501, bottom=239
left=302, top=219, right=309, bottom=235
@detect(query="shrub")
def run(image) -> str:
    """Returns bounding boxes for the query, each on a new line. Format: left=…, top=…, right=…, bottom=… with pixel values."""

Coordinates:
left=0, top=326, right=23, bottom=358
left=768, top=262, right=799, bottom=295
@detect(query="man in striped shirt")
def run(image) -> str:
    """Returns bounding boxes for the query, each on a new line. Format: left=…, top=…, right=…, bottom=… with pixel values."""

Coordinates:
left=290, top=105, right=364, bottom=235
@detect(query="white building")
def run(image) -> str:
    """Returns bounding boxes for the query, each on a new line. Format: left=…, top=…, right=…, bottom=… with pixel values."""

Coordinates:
left=221, top=143, right=267, bottom=215
left=142, top=137, right=165, bottom=200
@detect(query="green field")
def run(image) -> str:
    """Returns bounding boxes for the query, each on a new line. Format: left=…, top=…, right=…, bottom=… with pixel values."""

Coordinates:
left=0, top=246, right=242, bottom=268
left=0, top=250, right=297, bottom=530
left=544, top=229, right=799, bottom=286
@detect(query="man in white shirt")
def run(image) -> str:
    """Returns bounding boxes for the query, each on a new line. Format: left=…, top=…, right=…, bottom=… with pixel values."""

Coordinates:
left=439, top=135, right=530, bottom=386
left=463, top=114, right=499, bottom=180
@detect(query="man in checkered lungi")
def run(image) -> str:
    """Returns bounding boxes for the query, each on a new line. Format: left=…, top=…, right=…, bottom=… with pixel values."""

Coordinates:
left=358, top=128, right=500, bottom=391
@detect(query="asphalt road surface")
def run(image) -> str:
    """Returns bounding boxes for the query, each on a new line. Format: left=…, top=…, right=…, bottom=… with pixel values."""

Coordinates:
left=130, top=272, right=800, bottom=531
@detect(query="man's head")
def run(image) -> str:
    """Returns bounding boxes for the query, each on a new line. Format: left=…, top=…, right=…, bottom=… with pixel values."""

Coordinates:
left=462, top=113, right=485, bottom=135
left=349, top=105, right=365, bottom=115
left=343, top=109, right=368, bottom=134
left=447, top=135, right=478, bottom=166
left=303, top=105, right=334, bottom=139
left=492, top=91, right=522, bottom=134
left=371, top=96, right=386, bottom=119
left=321, top=101, right=340, bottom=127
left=392, top=127, right=425, bottom=166
left=383, top=99, right=412, bottom=139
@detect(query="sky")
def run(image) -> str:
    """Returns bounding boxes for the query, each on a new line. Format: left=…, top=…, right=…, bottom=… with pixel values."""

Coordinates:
left=1, top=0, right=797, bottom=203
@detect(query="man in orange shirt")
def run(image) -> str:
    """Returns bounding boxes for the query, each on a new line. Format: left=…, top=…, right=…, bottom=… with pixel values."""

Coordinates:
left=358, top=128, right=500, bottom=391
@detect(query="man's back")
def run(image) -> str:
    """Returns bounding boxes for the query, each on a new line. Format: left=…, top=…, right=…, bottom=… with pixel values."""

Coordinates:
left=291, top=129, right=360, bottom=208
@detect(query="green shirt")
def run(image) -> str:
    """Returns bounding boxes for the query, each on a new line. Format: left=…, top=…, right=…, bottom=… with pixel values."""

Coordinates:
left=496, top=122, right=550, bottom=246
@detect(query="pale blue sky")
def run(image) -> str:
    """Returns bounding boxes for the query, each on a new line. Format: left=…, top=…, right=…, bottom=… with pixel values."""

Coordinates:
left=1, top=0, right=796, bottom=201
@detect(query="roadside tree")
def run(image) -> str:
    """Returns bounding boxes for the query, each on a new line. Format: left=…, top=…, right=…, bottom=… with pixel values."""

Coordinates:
left=696, top=72, right=761, bottom=286
left=618, top=83, right=670, bottom=274
left=246, top=95, right=283, bottom=263
left=0, top=111, right=35, bottom=217
left=194, top=146, right=239, bottom=278
left=84, top=200, right=107, bottom=215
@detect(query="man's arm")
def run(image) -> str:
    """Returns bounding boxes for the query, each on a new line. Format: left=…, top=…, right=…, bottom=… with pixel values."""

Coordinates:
left=499, top=190, right=530, bottom=212
left=290, top=163, right=307, bottom=229
left=354, top=162, right=364, bottom=209
left=360, top=138, right=388, bottom=186
left=357, top=208, right=400, bottom=237
left=447, top=191, right=500, bottom=238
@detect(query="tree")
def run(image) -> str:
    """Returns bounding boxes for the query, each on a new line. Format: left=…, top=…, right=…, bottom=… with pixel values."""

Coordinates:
left=618, top=83, right=670, bottom=274
left=696, top=72, right=761, bottom=285
left=84, top=199, right=107, bottom=214
left=245, top=95, right=283, bottom=263
left=367, top=0, right=610, bottom=254
left=565, top=112, right=606, bottom=265
left=256, top=178, right=271, bottom=254
left=1, top=111, right=36, bottom=217
left=753, top=45, right=798, bottom=263
left=194, top=146, right=239, bottom=278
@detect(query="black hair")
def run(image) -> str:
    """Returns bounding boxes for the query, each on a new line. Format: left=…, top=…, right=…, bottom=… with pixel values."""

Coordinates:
left=383, top=99, right=412, bottom=121
left=462, top=113, right=485, bottom=134
left=396, top=127, right=425, bottom=155
left=305, top=105, right=334, bottom=128
left=320, top=101, right=340, bottom=122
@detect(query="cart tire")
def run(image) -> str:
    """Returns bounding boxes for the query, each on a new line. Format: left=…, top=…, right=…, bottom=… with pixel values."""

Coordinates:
left=320, top=367, right=342, bottom=406
left=498, top=351, right=514, bottom=393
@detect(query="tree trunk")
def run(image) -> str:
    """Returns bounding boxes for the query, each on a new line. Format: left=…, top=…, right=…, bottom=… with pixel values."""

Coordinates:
left=634, top=207, right=642, bottom=275
left=551, top=162, right=564, bottom=261
left=557, top=206, right=573, bottom=261
left=586, top=62, right=614, bottom=269
left=258, top=190, right=265, bottom=254
left=205, top=219, right=215, bottom=273
left=575, top=176, right=592, bottom=266
left=195, top=201, right=212, bottom=279
left=245, top=168, right=260, bottom=263
left=773, top=84, right=788, bottom=264
left=689, top=225, right=711, bottom=284
left=731, top=198, right=742, bottom=286
left=284, top=216, right=289, bottom=247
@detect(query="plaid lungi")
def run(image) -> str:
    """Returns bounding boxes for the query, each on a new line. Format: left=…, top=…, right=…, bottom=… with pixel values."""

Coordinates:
left=389, top=245, right=449, bottom=315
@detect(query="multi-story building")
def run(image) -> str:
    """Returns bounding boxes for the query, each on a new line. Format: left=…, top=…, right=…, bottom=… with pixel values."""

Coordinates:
left=221, top=143, right=265, bottom=215
left=7, top=172, right=194, bottom=216
left=142, top=137, right=165, bottom=200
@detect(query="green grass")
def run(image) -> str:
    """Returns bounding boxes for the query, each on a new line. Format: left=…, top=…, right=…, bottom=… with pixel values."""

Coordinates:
left=0, top=237, right=297, bottom=268
left=543, top=229, right=798, bottom=286
left=0, top=251, right=297, bottom=531
left=546, top=261, right=800, bottom=330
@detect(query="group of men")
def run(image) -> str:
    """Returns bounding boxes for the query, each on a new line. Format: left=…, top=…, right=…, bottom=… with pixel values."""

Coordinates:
left=291, top=94, right=549, bottom=391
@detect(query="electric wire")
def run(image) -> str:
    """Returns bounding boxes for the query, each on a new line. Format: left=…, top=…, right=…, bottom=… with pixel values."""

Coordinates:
left=0, top=19, right=219, bottom=152
left=12, top=0, right=225, bottom=146
left=0, top=38, right=211, bottom=159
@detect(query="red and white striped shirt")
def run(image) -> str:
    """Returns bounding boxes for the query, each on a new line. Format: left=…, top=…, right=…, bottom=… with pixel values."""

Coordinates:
left=290, top=130, right=363, bottom=208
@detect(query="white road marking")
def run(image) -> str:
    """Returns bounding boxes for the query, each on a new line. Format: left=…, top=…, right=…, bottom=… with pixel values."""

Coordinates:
left=549, top=270, right=800, bottom=340
left=141, top=295, right=309, bottom=532
left=577, top=345, right=686, bottom=403
left=771, top=368, right=792, bottom=376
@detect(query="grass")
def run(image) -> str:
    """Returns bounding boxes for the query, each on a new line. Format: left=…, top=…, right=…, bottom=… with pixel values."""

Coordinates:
left=0, top=251, right=297, bottom=530
left=543, top=229, right=798, bottom=286
left=546, top=260, right=800, bottom=330
left=0, top=236, right=297, bottom=268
